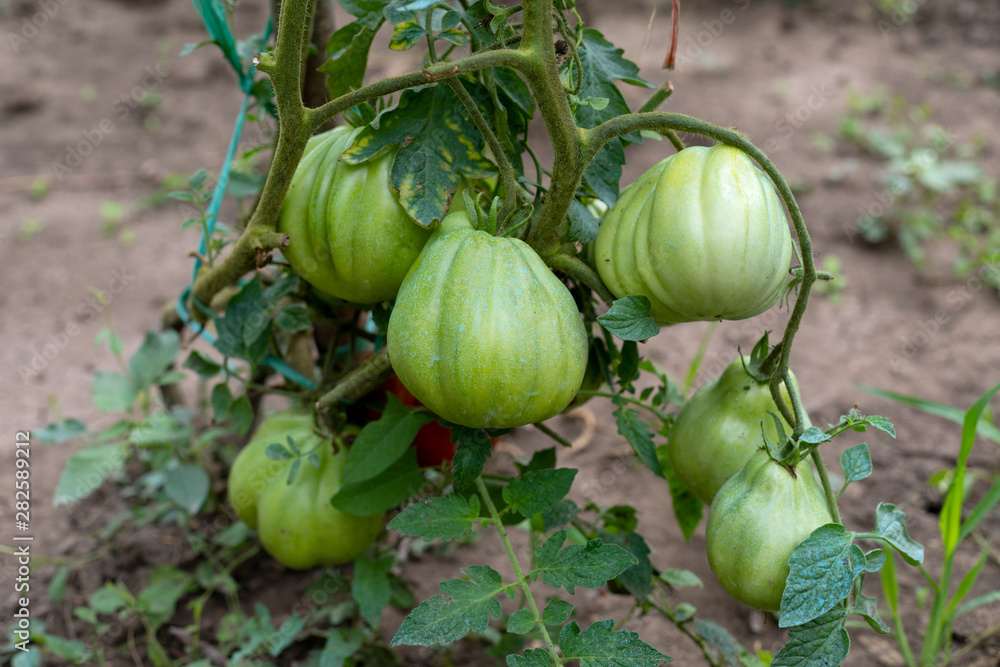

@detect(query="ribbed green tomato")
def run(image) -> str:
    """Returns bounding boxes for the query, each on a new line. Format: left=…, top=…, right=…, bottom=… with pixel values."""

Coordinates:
left=594, top=144, right=793, bottom=325
left=706, top=449, right=832, bottom=611
left=277, top=126, right=431, bottom=304
left=667, top=357, right=805, bottom=504
left=227, top=410, right=383, bottom=569
left=387, top=212, right=588, bottom=429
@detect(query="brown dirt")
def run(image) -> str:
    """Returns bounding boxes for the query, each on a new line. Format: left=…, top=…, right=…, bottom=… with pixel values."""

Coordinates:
left=2, top=0, right=999, bottom=665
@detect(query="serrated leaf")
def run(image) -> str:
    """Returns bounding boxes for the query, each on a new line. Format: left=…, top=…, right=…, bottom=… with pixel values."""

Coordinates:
left=388, top=493, right=481, bottom=541
left=391, top=565, right=504, bottom=646
left=35, top=418, right=87, bottom=444
left=507, top=648, right=556, bottom=667
left=213, top=277, right=270, bottom=365
left=568, top=199, right=600, bottom=244
left=165, top=463, right=210, bottom=515
left=779, top=524, right=861, bottom=627
left=389, top=20, right=426, bottom=50
left=771, top=607, right=849, bottom=667
left=543, top=599, right=575, bottom=625
left=503, top=468, right=577, bottom=516
left=341, top=0, right=391, bottom=29
left=541, top=498, right=579, bottom=531
left=274, top=303, right=311, bottom=332
left=344, top=394, right=432, bottom=484
left=534, top=530, right=638, bottom=595
left=657, top=446, right=703, bottom=540
left=318, top=628, right=366, bottom=667
left=863, top=415, right=896, bottom=438
left=692, top=618, right=745, bottom=666
left=598, top=296, right=659, bottom=342
left=342, top=83, right=496, bottom=228
left=873, top=503, right=924, bottom=565
left=559, top=619, right=670, bottom=666
left=129, top=330, right=180, bottom=389
left=93, top=371, right=138, bottom=413
left=331, top=449, right=425, bottom=515
left=53, top=444, right=127, bottom=505
left=352, top=553, right=394, bottom=628
left=799, top=427, right=831, bottom=445
left=840, top=443, right=872, bottom=483
left=320, top=20, right=379, bottom=101
left=450, top=425, right=494, bottom=491
left=183, top=349, right=222, bottom=379
left=507, top=608, right=535, bottom=635
left=853, top=591, right=890, bottom=634
left=598, top=529, right=652, bottom=601
left=612, top=405, right=664, bottom=479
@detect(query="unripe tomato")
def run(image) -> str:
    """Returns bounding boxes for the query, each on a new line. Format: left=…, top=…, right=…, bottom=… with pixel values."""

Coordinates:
left=667, top=357, right=805, bottom=504
left=387, top=212, right=588, bottom=429
left=277, top=126, right=432, bottom=304
left=594, top=144, right=793, bottom=324
left=227, top=410, right=384, bottom=569
left=706, top=449, right=832, bottom=611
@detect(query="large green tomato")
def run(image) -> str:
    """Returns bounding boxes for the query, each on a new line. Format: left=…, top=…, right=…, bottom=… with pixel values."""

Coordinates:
left=706, top=449, right=832, bottom=611
left=227, top=410, right=383, bottom=569
left=387, top=212, right=588, bottom=429
left=277, top=126, right=432, bottom=304
left=594, top=144, right=793, bottom=325
left=667, top=357, right=805, bottom=504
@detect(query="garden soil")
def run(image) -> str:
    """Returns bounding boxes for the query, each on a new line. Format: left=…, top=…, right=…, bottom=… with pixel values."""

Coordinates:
left=1, top=0, right=999, bottom=664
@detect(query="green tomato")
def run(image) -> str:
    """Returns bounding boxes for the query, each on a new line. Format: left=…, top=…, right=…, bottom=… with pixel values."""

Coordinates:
left=277, top=126, right=431, bottom=304
left=667, top=357, right=805, bottom=504
left=594, top=144, right=793, bottom=325
left=227, top=410, right=383, bottom=569
left=706, top=449, right=832, bottom=611
left=387, top=211, right=588, bottom=429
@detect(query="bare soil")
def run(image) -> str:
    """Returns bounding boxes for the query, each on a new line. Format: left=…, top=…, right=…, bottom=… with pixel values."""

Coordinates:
left=1, top=0, right=999, bottom=665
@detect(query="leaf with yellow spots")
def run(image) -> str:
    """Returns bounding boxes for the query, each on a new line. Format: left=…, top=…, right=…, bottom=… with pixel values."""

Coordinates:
left=341, top=82, right=497, bottom=228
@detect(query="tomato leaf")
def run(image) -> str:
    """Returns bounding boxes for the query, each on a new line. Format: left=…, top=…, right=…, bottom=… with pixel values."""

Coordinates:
left=559, top=619, right=670, bottom=666
left=35, top=418, right=87, bottom=444
left=507, top=608, right=535, bottom=635
left=273, top=303, right=311, bottom=333
left=541, top=499, right=579, bottom=531
left=852, top=591, right=890, bottom=634
left=839, top=443, right=872, bottom=484
left=872, top=503, right=924, bottom=565
left=567, top=199, right=600, bottom=244
left=658, top=568, right=703, bottom=589
left=213, top=277, right=271, bottom=366
left=164, top=462, right=210, bottom=515
left=320, top=20, right=379, bottom=102
left=657, top=445, right=703, bottom=540
left=693, top=618, right=753, bottom=666
left=779, top=524, right=861, bottom=628
left=533, top=530, right=638, bottom=595
left=129, top=330, right=180, bottom=389
left=211, top=383, right=233, bottom=423
left=343, top=394, right=433, bottom=484
left=53, top=444, right=128, bottom=505
left=598, top=296, right=659, bottom=342
left=388, top=493, right=481, bottom=541
left=612, top=403, right=664, bottom=479
left=543, top=599, right=575, bottom=625
left=597, top=529, right=652, bottom=601
left=391, top=565, right=504, bottom=647
left=503, top=469, right=577, bottom=516
left=331, top=449, right=425, bottom=515
left=342, top=82, right=496, bottom=228
left=352, top=553, right=395, bottom=628
left=771, top=607, right=850, bottom=667
left=449, top=425, right=494, bottom=492
left=92, top=371, right=138, bottom=413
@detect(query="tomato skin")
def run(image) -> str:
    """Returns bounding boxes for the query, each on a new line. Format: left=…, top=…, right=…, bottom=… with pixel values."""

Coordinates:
left=667, top=357, right=805, bottom=504
left=413, top=420, right=458, bottom=468
left=706, top=449, right=832, bottom=611
left=277, top=126, right=432, bottom=304
left=594, top=144, right=793, bottom=324
left=387, top=212, right=588, bottom=429
left=227, top=411, right=383, bottom=569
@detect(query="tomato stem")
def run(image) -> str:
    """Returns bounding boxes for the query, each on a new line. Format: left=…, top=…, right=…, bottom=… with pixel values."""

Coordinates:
left=544, top=253, right=616, bottom=306
left=315, top=347, right=392, bottom=410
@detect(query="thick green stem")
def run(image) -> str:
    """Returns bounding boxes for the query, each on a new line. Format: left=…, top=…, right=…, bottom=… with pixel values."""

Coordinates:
left=475, top=477, right=560, bottom=662
left=810, top=448, right=841, bottom=524
left=545, top=253, right=615, bottom=306
left=316, top=347, right=391, bottom=410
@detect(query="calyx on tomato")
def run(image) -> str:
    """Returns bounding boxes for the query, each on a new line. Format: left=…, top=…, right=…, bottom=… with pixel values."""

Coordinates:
left=594, top=143, right=793, bottom=324
left=227, top=410, right=383, bottom=569
left=706, top=449, right=832, bottom=611
left=387, top=211, right=588, bottom=429
left=667, top=356, right=805, bottom=504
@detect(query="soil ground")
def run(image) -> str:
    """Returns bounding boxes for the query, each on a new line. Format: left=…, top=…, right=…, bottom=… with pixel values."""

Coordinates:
left=1, top=0, right=999, bottom=665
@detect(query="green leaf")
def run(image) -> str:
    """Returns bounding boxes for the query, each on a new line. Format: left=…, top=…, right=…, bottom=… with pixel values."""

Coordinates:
left=344, top=394, right=433, bottom=484
left=534, top=530, right=638, bottom=595
left=136, top=565, right=193, bottom=631
left=12, top=646, right=42, bottom=667
left=598, top=296, right=659, bottom=342
left=341, top=0, right=391, bottom=29
left=692, top=618, right=748, bottom=666
left=211, top=383, right=233, bottom=423
left=129, top=413, right=191, bottom=447
left=389, top=19, right=426, bottom=50
left=49, top=565, right=70, bottom=603
left=352, top=553, right=395, bottom=628
left=779, top=524, right=861, bottom=627
left=331, top=449, right=425, bottom=515
left=388, top=493, right=481, bottom=541
left=567, top=200, right=600, bottom=244
left=317, top=628, right=366, bottom=667
left=164, top=462, right=210, bottom=515
left=35, top=418, right=87, bottom=444
left=503, top=468, right=577, bottom=516
left=612, top=404, right=664, bottom=479
left=92, top=371, right=138, bottom=413
left=771, top=607, right=849, bottom=667
left=657, top=446, right=703, bottom=540
left=35, top=635, right=92, bottom=663
left=856, top=384, right=1000, bottom=444
left=213, top=277, right=270, bottom=365
left=507, top=608, right=535, bottom=635
left=658, top=568, right=703, bottom=588
left=543, top=599, right=575, bottom=625
left=958, top=475, right=1000, bottom=542
left=839, top=443, right=872, bottom=483
left=183, top=349, right=222, bottom=379
left=391, top=564, right=504, bottom=646
left=450, top=425, right=494, bottom=491
left=597, top=529, right=652, bottom=601
left=320, top=20, right=379, bottom=102
left=274, top=303, right=311, bottom=333
left=53, top=444, right=127, bottom=505
left=128, top=330, right=180, bottom=389
left=873, top=503, right=924, bottom=565
left=507, top=648, right=556, bottom=667
left=559, top=619, right=670, bottom=666
left=853, top=591, right=890, bottom=634
left=342, top=82, right=496, bottom=228
left=541, top=498, right=579, bottom=531
left=89, top=585, right=127, bottom=614
left=95, top=327, right=124, bottom=358
left=864, top=548, right=886, bottom=573
left=230, top=395, right=254, bottom=436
